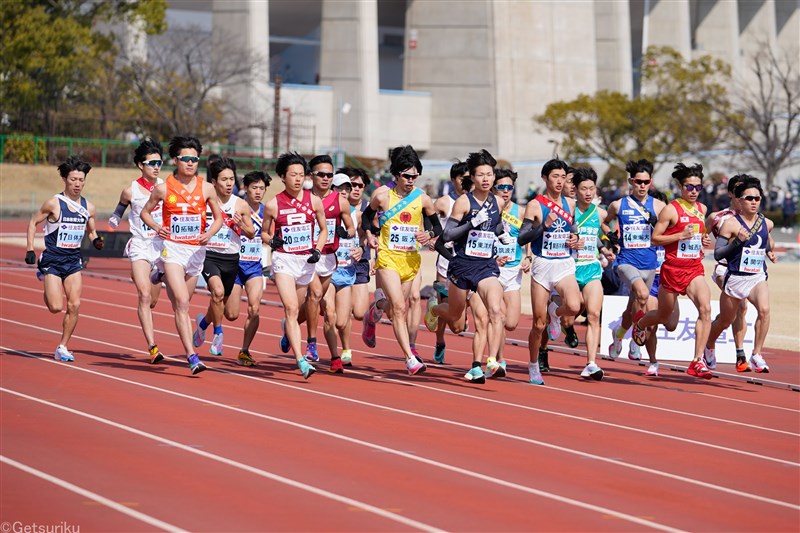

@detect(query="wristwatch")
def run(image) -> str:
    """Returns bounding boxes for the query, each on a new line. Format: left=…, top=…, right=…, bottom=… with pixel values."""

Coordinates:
left=525, top=255, right=532, bottom=261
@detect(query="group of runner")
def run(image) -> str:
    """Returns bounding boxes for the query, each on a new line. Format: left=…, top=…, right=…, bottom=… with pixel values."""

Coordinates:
left=25, top=139, right=775, bottom=383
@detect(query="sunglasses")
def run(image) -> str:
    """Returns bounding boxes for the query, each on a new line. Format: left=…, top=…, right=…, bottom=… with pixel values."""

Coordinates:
left=400, top=172, right=420, bottom=180
left=495, top=184, right=514, bottom=192
left=683, top=184, right=703, bottom=192
left=142, top=159, right=163, bottom=168
left=314, top=171, right=334, bottom=179
left=350, top=182, right=365, bottom=189
left=632, top=179, right=651, bottom=186
left=177, top=155, right=200, bottom=164
left=741, top=195, right=761, bottom=202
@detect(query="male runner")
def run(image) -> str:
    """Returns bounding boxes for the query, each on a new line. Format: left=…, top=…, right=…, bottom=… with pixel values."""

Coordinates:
left=346, top=167, right=373, bottom=358
left=25, top=156, right=104, bottom=362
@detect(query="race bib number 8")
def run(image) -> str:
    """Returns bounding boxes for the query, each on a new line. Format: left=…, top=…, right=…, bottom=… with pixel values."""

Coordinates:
left=741, top=247, right=765, bottom=274
left=170, top=214, right=201, bottom=242
left=622, top=223, right=651, bottom=249
left=239, top=237, right=262, bottom=262
left=465, top=230, right=495, bottom=258
left=542, top=231, right=570, bottom=258
left=56, top=223, right=84, bottom=249
left=282, top=223, right=312, bottom=252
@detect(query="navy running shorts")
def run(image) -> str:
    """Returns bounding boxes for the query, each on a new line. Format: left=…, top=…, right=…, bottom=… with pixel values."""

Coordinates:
left=38, top=251, right=82, bottom=280
left=354, top=259, right=370, bottom=285
left=447, top=257, right=499, bottom=292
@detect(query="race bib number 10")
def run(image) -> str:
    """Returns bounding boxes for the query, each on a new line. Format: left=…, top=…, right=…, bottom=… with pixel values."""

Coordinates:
left=170, top=214, right=201, bottom=242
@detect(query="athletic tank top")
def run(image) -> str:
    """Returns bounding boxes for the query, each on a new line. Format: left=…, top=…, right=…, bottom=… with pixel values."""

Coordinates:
left=336, top=204, right=359, bottom=268
left=44, top=195, right=88, bottom=257
left=452, top=193, right=500, bottom=263
left=274, top=190, right=315, bottom=255
left=617, top=195, right=658, bottom=269
left=162, top=175, right=207, bottom=245
left=727, top=214, right=768, bottom=276
left=206, top=194, right=241, bottom=255
left=532, top=195, right=572, bottom=260
left=128, top=177, right=163, bottom=240
left=572, top=204, right=601, bottom=265
left=379, top=187, right=423, bottom=256
left=239, top=203, right=264, bottom=264
left=313, top=192, right=341, bottom=255
left=664, top=199, right=705, bottom=268
left=497, top=202, right=523, bottom=267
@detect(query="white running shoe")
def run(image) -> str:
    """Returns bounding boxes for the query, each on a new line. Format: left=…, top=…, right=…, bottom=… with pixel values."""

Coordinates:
left=646, top=362, right=659, bottom=376
left=703, top=347, right=717, bottom=370
left=749, top=353, right=769, bottom=373
left=528, top=361, right=545, bottom=385
left=547, top=301, right=561, bottom=341
left=193, top=313, right=207, bottom=348
left=628, top=342, right=641, bottom=361
left=210, top=332, right=224, bottom=355
left=606, top=330, right=623, bottom=361
left=580, top=362, right=604, bottom=381
left=54, top=345, right=74, bottom=362
left=406, top=356, right=426, bottom=375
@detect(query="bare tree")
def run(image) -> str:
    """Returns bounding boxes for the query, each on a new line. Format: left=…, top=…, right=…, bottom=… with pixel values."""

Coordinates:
left=726, top=45, right=800, bottom=208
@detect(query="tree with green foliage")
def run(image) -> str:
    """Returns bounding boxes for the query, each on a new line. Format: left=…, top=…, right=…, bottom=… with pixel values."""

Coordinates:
left=536, top=46, right=732, bottom=180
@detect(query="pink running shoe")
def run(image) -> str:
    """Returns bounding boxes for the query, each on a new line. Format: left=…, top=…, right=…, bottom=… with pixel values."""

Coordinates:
left=406, top=357, right=426, bottom=375
left=362, top=311, right=377, bottom=348
left=687, top=359, right=712, bottom=380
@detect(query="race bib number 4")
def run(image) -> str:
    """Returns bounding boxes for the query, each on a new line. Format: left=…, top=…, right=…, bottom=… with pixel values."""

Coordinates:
left=282, top=223, right=312, bottom=252
left=56, top=223, right=84, bottom=249
left=388, top=224, right=418, bottom=252
left=170, top=214, right=201, bottom=242
left=677, top=234, right=703, bottom=259
left=622, top=223, right=651, bottom=249
left=741, top=247, right=765, bottom=274
left=542, top=231, right=570, bottom=258
left=465, top=230, right=495, bottom=258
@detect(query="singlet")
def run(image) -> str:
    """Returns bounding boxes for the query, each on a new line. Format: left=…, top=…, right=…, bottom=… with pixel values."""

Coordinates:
left=161, top=175, right=207, bottom=246
left=727, top=214, right=769, bottom=276
left=572, top=204, right=601, bottom=265
left=239, top=203, right=264, bottom=264
left=497, top=202, right=523, bottom=267
left=617, top=195, right=658, bottom=269
left=129, top=177, right=163, bottom=241
left=43, top=194, right=88, bottom=257
left=452, top=193, right=501, bottom=263
left=531, top=195, right=573, bottom=260
left=378, top=187, right=423, bottom=257
left=313, top=192, right=341, bottom=255
left=274, top=190, right=316, bottom=255
left=663, top=199, right=705, bottom=268
left=336, top=204, right=360, bottom=269
left=206, top=194, right=241, bottom=256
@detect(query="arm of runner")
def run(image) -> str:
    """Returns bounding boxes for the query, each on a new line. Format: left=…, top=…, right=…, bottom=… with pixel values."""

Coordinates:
left=200, top=184, right=224, bottom=245
left=108, top=186, right=131, bottom=229
left=261, top=199, right=282, bottom=249
left=140, top=184, right=166, bottom=238
left=713, top=219, right=745, bottom=261
left=651, top=204, right=687, bottom=246
left=440, top=196, right=472, bottom=243
left=603, top=199, right=619, bottom=227
left=337, top=196, right=355, bottom=239
left=235, top=198, right=256, bottom=239
left=433, top=233, right=454, bottom=261
left=517, top=218, right=544, bottom=247
left=26, top=198, right=57, bottom=263
left=86, top=202, right=103, bottom=249
left=311, top=195, right=328, bottom=254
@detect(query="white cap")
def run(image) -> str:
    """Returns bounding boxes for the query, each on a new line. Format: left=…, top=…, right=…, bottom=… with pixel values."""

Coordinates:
left=332, top=173, right=352, bottom=187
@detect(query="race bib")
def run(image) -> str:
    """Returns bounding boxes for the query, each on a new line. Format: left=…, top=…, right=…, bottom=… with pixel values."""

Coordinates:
left=575, top=235, right=598, bottom=262
left=677, top=234, right=703, bottom=259
left=741, top=247, right=765, bottom=274
left=56, top=223, right=84, bottom=249
left=207, top=223, right=232, bottom=250
left=388, top=224, right=418, bottom=252
left=465, top=230, right=495, bottom=258
left=239, top=237, right=262, bottom=262
left=496, top=241, right=517, bottom=259
left=542, top=231, right=570, bottom=258
left=622, top=223, right=651, bottom=249
left=170, top=214, right=202, bottom=242
left=141, top=207, right=162, bottom=239
left=282, top=223, right=312, bottom=252
left=656, top=247, right=666, bottom=267
left=314, top=218, right=337, bottom=246
left=336, top=238, right=356, bottom=267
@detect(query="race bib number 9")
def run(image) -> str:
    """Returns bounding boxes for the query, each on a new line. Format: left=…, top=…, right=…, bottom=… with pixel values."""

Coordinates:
left=56, top=223, right=84, bottom=249
left=282, top=223, right=312, bottom=252
left=388, top=224, right=418, bottom=252
left=170, top=214, right=201, bottom=242
left=542, top=231, right=570, bottom=258
left=465, top=230, right=495, bottom=258
left=622, top=223, right=651, bottom=249
left=677, top=234, right=703, bottom=259
left=741, top=247, right=765, bottom=274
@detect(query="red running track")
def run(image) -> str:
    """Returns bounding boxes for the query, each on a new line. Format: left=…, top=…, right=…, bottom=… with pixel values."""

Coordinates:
left=1, top=241, right=799, bottom=532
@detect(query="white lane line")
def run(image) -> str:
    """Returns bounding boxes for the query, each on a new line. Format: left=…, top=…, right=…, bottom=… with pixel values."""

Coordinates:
left=0, top=455, right=188, bottom=532
left=4, top=344, right=800, bottom=514
left=1, top=388, right=444, bottom=533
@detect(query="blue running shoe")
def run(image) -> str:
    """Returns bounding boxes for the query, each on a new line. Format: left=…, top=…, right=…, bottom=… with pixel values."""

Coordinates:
left=305, top=341, right=319, bottom=362
left=188, top=353, right=206, bottom=375
left=433, top=343, right=446, bottom=364
left=464, top=366, right=486, bottom=384
left=279, top=319, right=290, bottom=353
left=298, top=358, right=316, bottom=379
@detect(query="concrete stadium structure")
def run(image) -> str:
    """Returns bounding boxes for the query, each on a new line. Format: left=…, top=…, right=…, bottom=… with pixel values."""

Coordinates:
left=154, top=0, right=798, bottom=179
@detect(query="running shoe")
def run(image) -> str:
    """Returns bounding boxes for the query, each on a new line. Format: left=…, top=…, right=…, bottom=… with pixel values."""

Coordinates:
left=703, top=347, right=717, bottom=370
left=631, top=310, right=647, bottom=346
left=605, top=330, right=623, bottom=361
left=433, top=343, right=446, bottom=364
left=424, top=295, right=438, bottom=332
left=188, top=353, right=206, bottom=375
left=210, top=332, right=224, bottom=355
left=433, top=280, right=449, bottom=299
left=36, top=271, right=43, bottom=281
left=528, top=361, right=545, bottom=385
left=736, top=358, right=751, bottom=373
left=298, top=358, right=316, bottom=379
left=464, top=366, right=486, bottom=384
left=580, top=362, right=604, bottom=381
left=148, top=345, right=164, bottom=364
left=237, top=349, right=257, bottom=367
left=279, top=319, right=290, bottom=353
left=340, top=349, right=353, bottom=366
left=406, top=357, right=426, bottom=375
left=547, top=301, right=561, bottom=341
left=564, top=326, right=579, bottom=348
left=628, top=341, right=641, bottom=361
left=192, top=313, right=207, bottom=348
left=149, top=266, right=164, bottom=285
left=749, top=353, right=769, bottom=373
left=538, top=347, right=550, bottom=372
left=486, top=358, right=507, bottom=379
left=687, top=358, right=712, bottom=380
left=410, top=346, right=423, bottom=363
left=362, top=312, right=377, bottom=348
left=305, top=341, right=319, bottom=362
left=646, top=362, right=659, bottom=376
left=329, top=357, right=344, bottom=374
left=54, top=345, right=74, bottom=362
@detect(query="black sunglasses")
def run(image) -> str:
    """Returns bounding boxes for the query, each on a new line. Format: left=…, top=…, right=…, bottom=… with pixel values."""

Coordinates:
left=314, top=171, right=334, bottom=179
left=142, top=159, right=163, bottom=168
left=400, top=172, right=420, bottom=180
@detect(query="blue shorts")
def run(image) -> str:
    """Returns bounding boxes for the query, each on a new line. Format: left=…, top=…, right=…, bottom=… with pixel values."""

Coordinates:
left=650, top=273, right=661, bottom=297
left=354, top=260, right=370, bottom=285
left=576, top=261, right=603, bottom=290
left=235, top=260, right=262, bottom=286
left=38, top=251, right=82, bottom=280
left=447, top=258, right=499, bottom=292
left=332, top=265, right=356, bottom=289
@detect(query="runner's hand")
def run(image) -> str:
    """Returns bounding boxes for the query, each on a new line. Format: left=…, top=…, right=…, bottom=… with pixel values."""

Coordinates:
left=307, top=249, right=321, bottom=264
left=108, top=215, right=120, bottom=229
left=680, top=225, right=695, bottom=239
left=736, top=226, right=750, bottom=242
left=25, top=250, right=36, bottom=265
left=93, top=236, right=104, bottom=250
left=269, top=236, right=285, bottom=250
left=648, top=214, right=658, bottom=226
left=336, top=226, right=350, bottom=239
left=351, top=246, right=363, bottom=262
left=767, top=250, right=777, bottom=263
left=544, top=211, right=559, bottom=227
left=157, top=226, right=169, bottom=239
left=497, top=232, right=513, bottom=245
left=471, top=208, right=490, bottom=227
